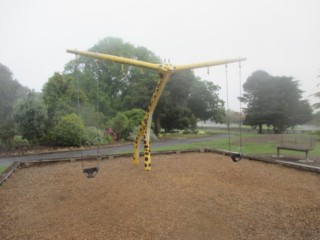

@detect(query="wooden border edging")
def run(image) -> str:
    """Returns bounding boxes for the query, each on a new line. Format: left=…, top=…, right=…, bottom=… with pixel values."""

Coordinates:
left=17, top=148, right=320, bottom=174
left=0, top=161, right=20, bottom=186
left=2, top=148, right=319, bottom=186
left=204, top=148, right=320, bottom=174
left=242, top=153, right=320, bottom=174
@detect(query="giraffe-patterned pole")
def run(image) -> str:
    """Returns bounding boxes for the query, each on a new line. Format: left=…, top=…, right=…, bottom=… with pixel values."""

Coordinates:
left=133, top=72, right=171, bottom=170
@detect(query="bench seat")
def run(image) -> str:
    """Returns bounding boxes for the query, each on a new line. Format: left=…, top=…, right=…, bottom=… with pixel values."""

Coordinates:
left=276, top=144, right=312, bottom=159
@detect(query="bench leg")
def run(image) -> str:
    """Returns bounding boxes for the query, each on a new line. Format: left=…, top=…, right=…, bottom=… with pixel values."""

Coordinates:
left=277, top=148, right=280, bottom=157
left=305, top=151, right=309, bottom=160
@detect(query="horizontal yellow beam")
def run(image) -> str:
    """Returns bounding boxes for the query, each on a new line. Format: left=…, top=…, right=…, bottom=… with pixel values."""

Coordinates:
left=67, top=49, right=161, bottom=71
left=67, top=49, right=246, bottom=73
left=174, top=58, right=247, bottom=71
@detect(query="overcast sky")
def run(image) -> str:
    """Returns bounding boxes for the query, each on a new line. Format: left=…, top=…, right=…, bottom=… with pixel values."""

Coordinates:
left=1, top=0, right=319, bottom=110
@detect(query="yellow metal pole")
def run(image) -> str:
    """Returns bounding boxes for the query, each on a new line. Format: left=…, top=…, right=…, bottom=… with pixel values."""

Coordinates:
left=67, top=49, right=246, bottom=74
left=67, top=49, right=162, bottom=71
left=133, top=72, right=171, bottom=170
left=174, top=58, right=247, bottom=71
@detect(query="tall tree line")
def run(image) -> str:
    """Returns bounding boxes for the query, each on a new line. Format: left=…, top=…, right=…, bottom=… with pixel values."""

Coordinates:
left=0, top=37, right=225, bottom=147
left=63, top=37, right=225, bottom=135
left=241, top=70, right=312, bottom=133
left=1, top=37, right=314, bottom=148
left=0, top=63, right=29, bottom=145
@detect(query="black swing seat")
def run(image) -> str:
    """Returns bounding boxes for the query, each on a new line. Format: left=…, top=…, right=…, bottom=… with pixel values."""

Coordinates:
left=231, top=153, right=242, bottom=162
left=83, top=167, right=99, bottom=178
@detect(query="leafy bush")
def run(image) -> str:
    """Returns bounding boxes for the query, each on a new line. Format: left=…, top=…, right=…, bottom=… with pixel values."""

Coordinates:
left=85, top=126, right=105, bottom=146
left=180, top=129, right=191, bottom=134
left=123, top=108, right=145, bottom=128
left=107, top=112, right=131, bottom=140
left=179, top=129, right=200, bottom=134
left=53, top=113, right=87, bottom=147
left=14, top=93, right=48, bottom=145
left=103, top=132, right=114, bottom=144
left=105, top=128, right=117, bottom=142
left=81, top=106, right=106, bottom=129
left=0, top=123, right=16, bottom=146
left=12, top=135, right=30, bottom=150
left=128, top=126, right=157, bottom=141
left=160, top=107, right=197, bottom=132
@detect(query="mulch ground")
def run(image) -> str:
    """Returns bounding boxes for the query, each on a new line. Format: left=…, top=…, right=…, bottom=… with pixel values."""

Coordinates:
left=1, top=152, right=320, bottom=240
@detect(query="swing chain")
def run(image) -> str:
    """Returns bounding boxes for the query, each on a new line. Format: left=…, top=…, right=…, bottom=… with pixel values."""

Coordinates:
left=225, top=63, right=243, bottom=162
left=75, top=55, right=101, bottom=178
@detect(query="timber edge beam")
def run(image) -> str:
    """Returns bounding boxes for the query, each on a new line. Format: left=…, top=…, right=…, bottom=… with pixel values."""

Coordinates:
left=1, top=148, right=320, bottom=186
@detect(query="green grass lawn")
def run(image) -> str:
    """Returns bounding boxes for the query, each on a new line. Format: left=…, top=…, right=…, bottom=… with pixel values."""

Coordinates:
left=115, top=131, right=319, bottom=160
left=1, top=131, right=318, bottom=170
left=0, top=165, right=7, bottom=174
left=154, top=131, right=320, bottom=158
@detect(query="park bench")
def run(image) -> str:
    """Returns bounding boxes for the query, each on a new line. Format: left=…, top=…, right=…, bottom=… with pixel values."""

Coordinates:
left=276, top=136, right=315, bottom=159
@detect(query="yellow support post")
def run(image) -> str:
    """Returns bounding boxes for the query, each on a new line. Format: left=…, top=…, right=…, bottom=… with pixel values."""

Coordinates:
left=133, top=72, right=171, bottom=170
left=66, top=49, right=246, bottom=171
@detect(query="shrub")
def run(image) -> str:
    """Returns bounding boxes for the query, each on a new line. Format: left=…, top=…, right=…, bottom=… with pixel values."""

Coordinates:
left=127, top=126, right=157, bottom=141
left=123, top=108, right=145, bottom=128
left=107, top=112, right=131, bottom=140
left=105, top=128, right=117, bottom=142
left=103, top=132, right=114, bottom=144
left=85, top=126, right=105, bottom=146
left=0, top=123, right=16, bottom=146
left=53, top=113, right=87, bottom=147
left=14, top=93, right=47, bottom=145
left=178, top=129, right=199, bottom=134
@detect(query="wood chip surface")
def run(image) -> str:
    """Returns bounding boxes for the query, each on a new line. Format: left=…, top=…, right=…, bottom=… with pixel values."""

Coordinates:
left=1, top=153, right=320, bottom=239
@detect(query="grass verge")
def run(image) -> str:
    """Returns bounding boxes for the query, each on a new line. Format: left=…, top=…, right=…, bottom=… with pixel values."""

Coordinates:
left=0, top=165, right=7, bottom=174
left=154, top=132, right=320, bottom=158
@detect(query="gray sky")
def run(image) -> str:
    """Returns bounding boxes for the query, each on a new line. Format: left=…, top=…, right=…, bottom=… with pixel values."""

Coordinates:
left=1, top=0, right=319, bottom=110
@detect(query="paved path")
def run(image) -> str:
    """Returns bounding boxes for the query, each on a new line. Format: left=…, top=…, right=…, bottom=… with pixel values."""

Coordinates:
left=0, top=134, right=229, bottom=166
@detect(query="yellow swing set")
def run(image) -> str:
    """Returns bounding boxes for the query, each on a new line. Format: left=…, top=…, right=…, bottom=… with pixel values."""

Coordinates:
left=67, top=48, right=246, bottom=171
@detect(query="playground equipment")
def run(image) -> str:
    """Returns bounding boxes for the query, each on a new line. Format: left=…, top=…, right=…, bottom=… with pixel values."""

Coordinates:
left=67, top=49, right=246, bottom=170
left=224, top=63, right=243, bottom=162
left=74, top=56, right=101, bottom=178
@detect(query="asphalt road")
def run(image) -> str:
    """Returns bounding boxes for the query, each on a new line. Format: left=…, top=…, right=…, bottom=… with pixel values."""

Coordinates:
left=0, top=134, right=229, bottom=166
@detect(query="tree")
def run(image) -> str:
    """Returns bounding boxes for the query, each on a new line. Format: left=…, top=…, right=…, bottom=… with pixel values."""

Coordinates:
left=53, top=113, right=87, bottom=147
left=14, top=92, right=48, bottom=145
left=80, top=105, right=106, bottom=129
left=187, top=79, right=225, bottom=123
left=156, top=71, right=224, bottom=133
left=107, top=112, right=130, bottom=140
left=155, top=70, right=195, bottom=133
left=241, top=71, right=273, bottom=133
left=242, top=70, right=312, bottom=133
left=64, top=37, right=161, bottom=119
left=160, top=106, right=197, bottom=132
left=85, top=126, right=105, bottom=146
left=63, top=37, right=225, bottom=134
left=0, top=123, right=15, bottom=146
left=0, top=63, right=29, bottom=144
left=123, top=108, right=145, bottom=128
left=311, top=111, right=320, bottom=126
left=42, top=72, right=88, bottom=135
left=313, top=72, right=320, bottom=109
left=226, top=110, right=244, bottom=125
